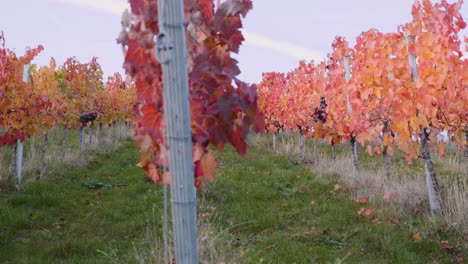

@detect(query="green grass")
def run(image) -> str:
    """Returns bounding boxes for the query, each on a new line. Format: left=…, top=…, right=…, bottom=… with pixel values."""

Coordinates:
left=0, top=140, right=164, bottom=263
left=0, top=136, right=465, bottom=263
left=204, top=142, right=465, bottom=263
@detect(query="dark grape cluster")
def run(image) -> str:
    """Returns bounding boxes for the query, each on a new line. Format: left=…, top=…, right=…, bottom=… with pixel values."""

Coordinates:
left=313, top=96, right=327, bottom=123
left=79, top=112, right=98, bottom=124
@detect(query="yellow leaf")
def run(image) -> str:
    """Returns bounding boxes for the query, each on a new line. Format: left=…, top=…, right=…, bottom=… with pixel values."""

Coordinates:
left=408, top=115, right=420, bottom=131
left=333, top=184, right=341, bottom=192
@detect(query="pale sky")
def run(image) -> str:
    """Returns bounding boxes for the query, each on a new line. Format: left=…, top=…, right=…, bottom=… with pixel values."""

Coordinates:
left=1, top=0, right=467, bottom=84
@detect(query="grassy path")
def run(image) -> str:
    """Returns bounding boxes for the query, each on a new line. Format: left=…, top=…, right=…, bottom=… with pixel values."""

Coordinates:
left=0, top=140, right=163, bottom=263
left=0, top=139, right=462, bottom=263
left=209, top=143, right=459, bottom=263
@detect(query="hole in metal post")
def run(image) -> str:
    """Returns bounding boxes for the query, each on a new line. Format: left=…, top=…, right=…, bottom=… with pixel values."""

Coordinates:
left=156, top=32, right=174, bottom=65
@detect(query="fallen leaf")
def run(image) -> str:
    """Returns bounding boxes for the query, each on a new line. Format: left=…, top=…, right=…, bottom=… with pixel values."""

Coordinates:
left=357, top=207, right=374, bottom=219
left=387, top=217, right=399, bottom=225
left=355, top=197, right=369, bottom=204
left=304, top=228, right=317, bottom=236
left=408, top=232, right=422, bottom=242
left=441, top=240, right=454, bottom=250
left=453, top=253, right=464, bottom=263
left=333, top=184, right=341, bottom=192
left=383, top=190, right=400, bottom=203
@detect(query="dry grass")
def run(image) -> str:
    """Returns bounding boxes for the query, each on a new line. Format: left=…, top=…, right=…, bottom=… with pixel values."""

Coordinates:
left=0, top=149, right=11, bottom=187
left=0, top=122, right=133, bottom=188
left=133, top=202, right=240, bottom=264
left=315, top=157, right=428, bottom=210
left=442, top=176, right=468, bottom=232
left=252, top=133, right=468, bottom=233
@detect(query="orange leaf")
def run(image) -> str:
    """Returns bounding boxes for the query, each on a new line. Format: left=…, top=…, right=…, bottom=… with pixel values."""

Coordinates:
left=357, top=132, right=372, bottom=146
left=409, top=232, right=422, bottom=242
left=162, top=171, right=171, bottom=185
left=147, top=163, right=159, bottom=184
left=366, top=145, right=373, bottom=156
left=408, top=115, right=420, bottom=131
left=357, top=207, right=374, bottom=219
left=355, top=197, right=369, bottom=204
left=437, top=141, right=445, bottom=158
left=383, top=133, right=393, bottom=146
left=201, top=150, right=217, bottom=182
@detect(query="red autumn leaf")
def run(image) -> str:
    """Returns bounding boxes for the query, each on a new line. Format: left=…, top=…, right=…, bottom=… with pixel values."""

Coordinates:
left=373, top=146, right=382, bottom=156
left=194, top=160, right=203, bottom=178
left=140, top=103, right=164, bottom=140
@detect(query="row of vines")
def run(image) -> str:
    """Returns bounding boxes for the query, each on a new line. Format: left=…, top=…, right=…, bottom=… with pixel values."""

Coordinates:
left=0, top=33, right=136, bottom=186
left=258, top=0, right=467, bottom=215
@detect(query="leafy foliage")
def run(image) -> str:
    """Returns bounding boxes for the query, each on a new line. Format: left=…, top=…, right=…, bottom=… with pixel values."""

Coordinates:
left=118, top=0, right=263, bottom=186
left=258, top=0, right=467, bottom=162
left=0, top=33, right=136, bottom=147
